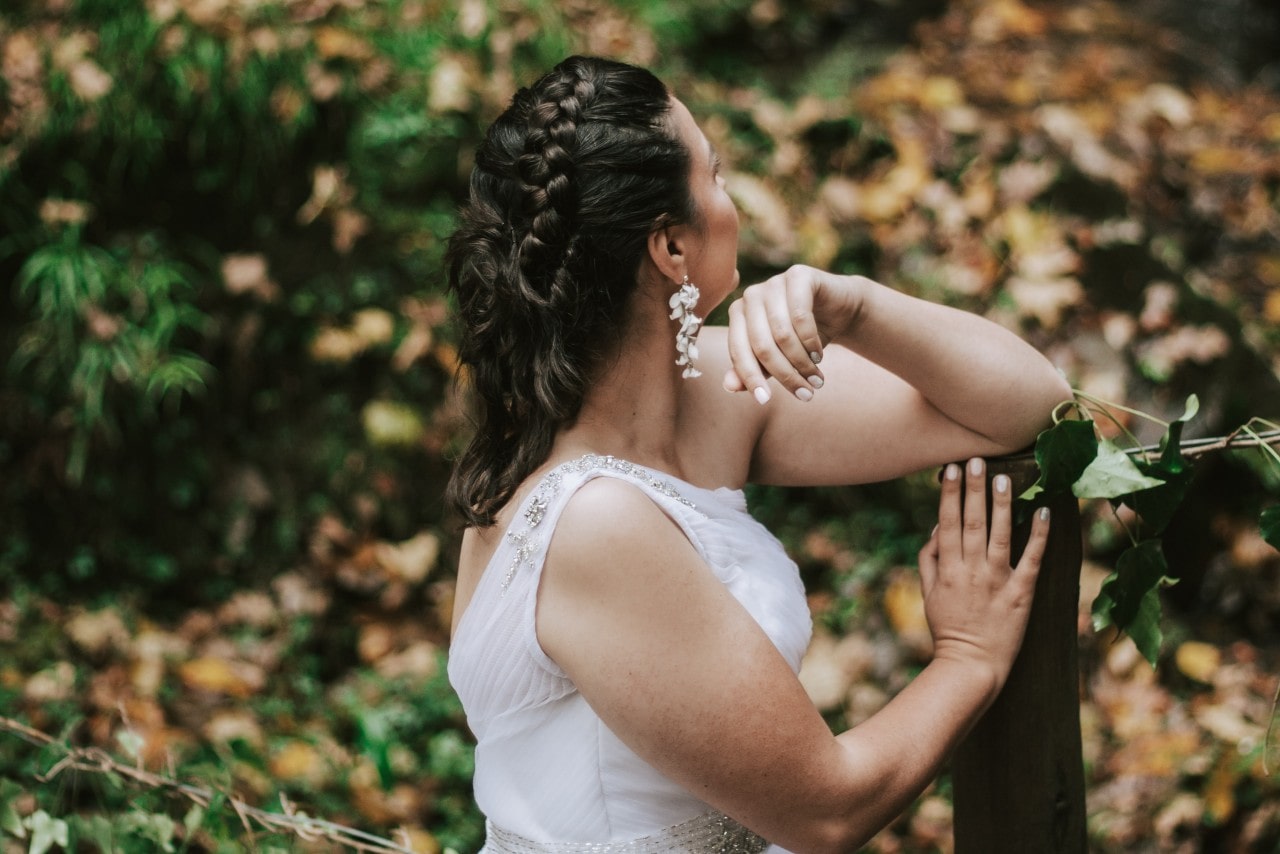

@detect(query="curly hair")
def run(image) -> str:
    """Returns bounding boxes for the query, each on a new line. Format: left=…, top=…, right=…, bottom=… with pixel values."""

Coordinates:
left=445, top=56, right=697, bottom=528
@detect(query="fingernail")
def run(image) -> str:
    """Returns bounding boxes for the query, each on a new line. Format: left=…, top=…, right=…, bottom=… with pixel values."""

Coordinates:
left=1040, top=507, right=1050, bottom=521
left=795, top=387, right=813, bottom=402
left=945, top=464, right=959, bottom=481
left=808, top=375, right=824, bottom=389
left=809, top=350, right=822, bottom=364
left=753, top=386, right=771, bottom=405
left=968, top=458, right=983, bottom=476
left=931, top=524, right=939, bottom=537
left=994, top=474, right=1008, bottom=493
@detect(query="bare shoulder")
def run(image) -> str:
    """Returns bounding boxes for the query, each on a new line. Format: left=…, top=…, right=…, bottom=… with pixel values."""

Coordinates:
left=546, top=475, right=692, bottom=583
left=537, top=475, right=720, bottom=662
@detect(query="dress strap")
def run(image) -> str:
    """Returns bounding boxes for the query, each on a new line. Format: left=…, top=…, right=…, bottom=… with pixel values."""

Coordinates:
left=483, top=812, right=768, bottom=854
left=498, top=454, right=701, bottom=594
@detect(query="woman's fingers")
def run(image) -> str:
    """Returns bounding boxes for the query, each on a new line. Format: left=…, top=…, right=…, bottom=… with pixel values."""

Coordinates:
left=937, top=462, right=963, bottom=558
left=723, top=267, right=827, bottom=403
left=961, top=458, right=988, bottom=560
left=725, top=299, right=771, bottom=403
left=987, top=472, right=1013, bottom=568
left=1014, top=505, right=1051, bottom=582
left=918, top=526, right=940, bottom=592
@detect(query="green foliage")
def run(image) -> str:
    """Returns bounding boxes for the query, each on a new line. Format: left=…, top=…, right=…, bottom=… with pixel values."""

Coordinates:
left=1028, top=394, right=1279, bottom=667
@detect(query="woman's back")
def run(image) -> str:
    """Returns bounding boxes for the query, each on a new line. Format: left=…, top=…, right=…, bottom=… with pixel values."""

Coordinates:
left=448, top=455, right=811, bottom=846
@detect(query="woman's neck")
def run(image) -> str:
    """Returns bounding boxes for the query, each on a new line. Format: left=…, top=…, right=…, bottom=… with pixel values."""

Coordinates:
left=551, top=290, right=690, bottom=474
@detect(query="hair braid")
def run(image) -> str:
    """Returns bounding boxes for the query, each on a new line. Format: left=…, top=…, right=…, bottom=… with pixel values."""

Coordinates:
left=445, top=56, right=695, bottom=528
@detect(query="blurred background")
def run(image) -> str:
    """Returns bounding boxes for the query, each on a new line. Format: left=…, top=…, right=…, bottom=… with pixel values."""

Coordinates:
left=2, top=0, right=1279, bottom=850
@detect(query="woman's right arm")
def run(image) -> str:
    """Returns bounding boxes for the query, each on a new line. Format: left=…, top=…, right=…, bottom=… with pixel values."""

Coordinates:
left=536, top=457, right=1048, bottom=852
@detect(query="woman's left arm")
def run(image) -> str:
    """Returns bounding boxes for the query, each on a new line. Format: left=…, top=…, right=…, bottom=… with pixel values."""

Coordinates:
left=714, top=265, right=1073, bottom=485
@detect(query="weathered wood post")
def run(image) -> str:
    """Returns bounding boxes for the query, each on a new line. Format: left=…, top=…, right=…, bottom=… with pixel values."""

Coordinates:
left=952, top=455, right=1087, bottom=853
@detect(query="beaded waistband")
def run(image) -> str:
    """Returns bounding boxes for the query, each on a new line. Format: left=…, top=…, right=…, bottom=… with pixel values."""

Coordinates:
left=482, top=813, right=769, bottom=854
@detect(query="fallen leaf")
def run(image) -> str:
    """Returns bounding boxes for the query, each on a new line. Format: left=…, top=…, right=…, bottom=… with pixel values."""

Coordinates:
left=1174, top=641, right=1221, bottom=683
left=883, top=571, right=931, bottom=657
left=269, top=740, right=330, bottom=788
left=221, top=254, right=279, bottom=302
left=177, top=657, right=264, bottom=698
left=375, top=531, right=440, bottom=584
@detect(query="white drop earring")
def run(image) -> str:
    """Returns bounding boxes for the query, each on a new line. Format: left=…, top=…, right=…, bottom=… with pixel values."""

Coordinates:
left=669, top=275, right=703, bottom=379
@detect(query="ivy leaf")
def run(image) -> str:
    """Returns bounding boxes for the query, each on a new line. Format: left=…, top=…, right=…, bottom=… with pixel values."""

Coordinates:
left=1073, top=439, right=1166, bottom=499
left=1091, top=540, right=1176, bottom=666
left=1021, top=419, right=1098, bottom=500
left=1118, top=394, right=1198, bottom=534
left=1260, top=505, right=1280, bottom=552
left=24, top=811, right=69, bottom=854
left=1, top=779, right=26, bottom=838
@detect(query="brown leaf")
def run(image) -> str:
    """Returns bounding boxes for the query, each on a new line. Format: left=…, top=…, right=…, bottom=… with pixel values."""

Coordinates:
left=375, top=531, right=440, bottom=585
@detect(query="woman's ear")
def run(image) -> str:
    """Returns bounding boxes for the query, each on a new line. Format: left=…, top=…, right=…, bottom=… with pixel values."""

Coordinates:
left=646, top=223, right=688, bottom=284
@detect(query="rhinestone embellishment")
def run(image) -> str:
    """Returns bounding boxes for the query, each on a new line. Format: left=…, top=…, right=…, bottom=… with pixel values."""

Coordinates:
left=484, top=811, right=768, bottom=853
left=501, top=454, right=698, bottom=591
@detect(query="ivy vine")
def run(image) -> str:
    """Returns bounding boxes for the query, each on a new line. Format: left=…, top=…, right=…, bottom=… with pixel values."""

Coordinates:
left=1021, top=393, right=1280, bottom=667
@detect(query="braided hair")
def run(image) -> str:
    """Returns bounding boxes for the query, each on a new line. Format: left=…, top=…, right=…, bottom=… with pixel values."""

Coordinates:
left=446, top=56, right=697, bottom=528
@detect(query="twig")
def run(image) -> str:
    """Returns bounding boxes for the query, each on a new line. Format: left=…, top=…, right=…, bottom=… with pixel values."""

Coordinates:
left=999, top=428, right=1280, bottom=463
left=0, top=716, right=418, bottom=853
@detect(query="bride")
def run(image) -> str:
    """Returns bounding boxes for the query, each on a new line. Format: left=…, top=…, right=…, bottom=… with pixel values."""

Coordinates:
left=444, top=55, right=1070, bottom=852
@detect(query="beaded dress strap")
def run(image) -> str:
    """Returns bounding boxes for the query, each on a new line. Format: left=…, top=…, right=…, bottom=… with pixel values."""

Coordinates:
left=499, top=454, right=699, bottom=593
left=484, top=811, right=768, bottom=854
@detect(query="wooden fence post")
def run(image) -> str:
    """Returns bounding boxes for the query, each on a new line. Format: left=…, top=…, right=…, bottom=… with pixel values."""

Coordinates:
left=951, top=456, right=1087, bottom=854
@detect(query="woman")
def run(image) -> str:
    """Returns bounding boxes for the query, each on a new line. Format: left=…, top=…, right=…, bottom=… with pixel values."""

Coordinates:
left=445, top=56, right=1071, bottom=853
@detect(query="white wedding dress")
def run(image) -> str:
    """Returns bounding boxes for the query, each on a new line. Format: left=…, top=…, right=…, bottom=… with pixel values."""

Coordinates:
left=447, top=455, right=813, bottom=853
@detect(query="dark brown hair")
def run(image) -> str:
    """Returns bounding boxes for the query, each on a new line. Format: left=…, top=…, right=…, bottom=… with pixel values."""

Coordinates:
left=445, top=56, right=696, bottom=527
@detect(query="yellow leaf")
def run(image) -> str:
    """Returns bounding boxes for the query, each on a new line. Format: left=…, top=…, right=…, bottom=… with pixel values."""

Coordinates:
left=313, top=27, right=373, bottom=62
left=1203, top=754, right=1238, bottom=825
left=1262, top=113, right=1280, bottom=143
left=269, top=741, right=328, bottom=787
left=351, top=308, right=395, bottom=348
left=177, top=657, right=263, bottom=698
left=796, top=210, right=840, bottom=270
left=1174, top=641, right=1220, bottom=683
left=361, top=400, right=425, bottom=447
left=1190, top=146, right=1251, bottom=176
left=397, top=827, right=442, bottom=854
left=883, top=571, right=930, bottom=655
left=920, top=76, right=964, bottom=110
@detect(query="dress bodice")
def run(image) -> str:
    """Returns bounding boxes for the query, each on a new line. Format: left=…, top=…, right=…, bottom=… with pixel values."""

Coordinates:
left=447, top=455, right=812, bottom=851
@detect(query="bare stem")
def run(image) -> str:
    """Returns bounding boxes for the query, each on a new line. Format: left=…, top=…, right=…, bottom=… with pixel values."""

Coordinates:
left=0, top=716, right=416, bottom=854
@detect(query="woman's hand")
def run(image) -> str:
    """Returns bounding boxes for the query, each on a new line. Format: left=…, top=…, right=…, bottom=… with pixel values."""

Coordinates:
left=918, top=457, right=1049, bottom=695
left=723, top=265, right=866, bottom=404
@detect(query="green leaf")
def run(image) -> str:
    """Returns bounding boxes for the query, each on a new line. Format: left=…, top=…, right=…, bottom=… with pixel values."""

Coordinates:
left=1260, top=506, right=1280, bottom=552
left=1118, top=394, right=1199, bottom=534
left=1, top=779, right=26, bottom=838
left=25, top=810, right=69, bottom=854
left=119, top=810, right=175, bottom=853
left=1020, top=419, right=1099, bottom=501
left=1073, top=439, right=1166, bottom=499
left=1091, top=540, right=1175, bottom=666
